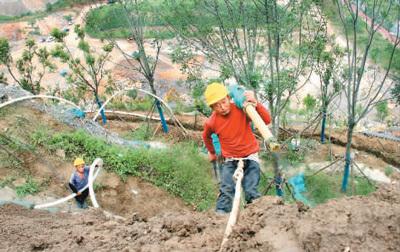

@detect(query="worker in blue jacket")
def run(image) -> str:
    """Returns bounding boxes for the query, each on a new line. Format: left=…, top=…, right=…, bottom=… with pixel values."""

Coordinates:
left=69, top=158, right=90, bottom=209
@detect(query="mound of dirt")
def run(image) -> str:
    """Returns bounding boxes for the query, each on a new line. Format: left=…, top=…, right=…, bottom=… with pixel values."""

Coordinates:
left=228, top=185, right=400, bottom=251
left=1, top=185, right=399, bottom=251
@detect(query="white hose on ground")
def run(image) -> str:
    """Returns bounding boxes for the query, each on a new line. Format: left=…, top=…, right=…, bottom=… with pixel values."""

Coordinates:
left=219, top=159, right=244, bottom=251
left=34, top=158, right=103, bottom=209
left=0, top=95, right=80, bottom=110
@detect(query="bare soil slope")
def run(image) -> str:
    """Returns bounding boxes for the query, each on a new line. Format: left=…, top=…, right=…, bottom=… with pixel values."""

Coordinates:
left=1, top=185, right=399, bottom=251
left=0, top=0, right=56, bottom=16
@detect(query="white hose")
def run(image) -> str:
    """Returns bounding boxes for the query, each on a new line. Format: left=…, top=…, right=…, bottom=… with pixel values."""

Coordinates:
left=34, top=158, right=103, bottom=209
left=0, top=95, right=80, bottom=110
left=88, top=158, right=102, bottom=208
left=220, top=159, right=244, bottom=251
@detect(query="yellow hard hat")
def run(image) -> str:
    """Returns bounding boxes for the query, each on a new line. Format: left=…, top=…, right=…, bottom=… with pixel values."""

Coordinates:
left=204, top=82, right=228, bottom=106
left=74, top=158, right=85, bottom=166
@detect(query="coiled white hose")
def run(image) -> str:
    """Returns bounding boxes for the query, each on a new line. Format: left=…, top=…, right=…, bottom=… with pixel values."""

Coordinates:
left=34, top=158, right=103, bottom=209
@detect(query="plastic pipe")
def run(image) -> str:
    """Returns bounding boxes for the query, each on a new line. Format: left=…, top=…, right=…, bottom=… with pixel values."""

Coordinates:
left=220, top=159, right=244, bottom=251
left=0, top=95, right=80, bottom=110
left=34, top=158, right=102, bottom=209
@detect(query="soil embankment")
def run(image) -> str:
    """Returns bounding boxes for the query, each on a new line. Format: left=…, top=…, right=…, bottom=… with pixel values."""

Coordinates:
left=1, top=185, right=399, bottom=251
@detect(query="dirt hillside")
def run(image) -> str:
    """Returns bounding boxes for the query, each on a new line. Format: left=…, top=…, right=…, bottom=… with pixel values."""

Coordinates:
left=1, top=185, right=399, bottom=251
left=0, top=0, right=57, bottom=16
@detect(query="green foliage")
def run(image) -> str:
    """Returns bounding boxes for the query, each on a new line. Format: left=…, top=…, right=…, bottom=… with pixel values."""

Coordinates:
left=93, top=182, right=105, bottom=191
left=0, top=37, right=54, bottom=94
left=281, top=138, right=318, bottom=166
left=285, top=148, right=306, bottom=165
left=51, top=26, right=114, bottom=103
left=0, top=37, right=10, bottom=63
left=384, top=166, right=394, bottom=177
left=0, top=15, right=17, bottom=23
left=63, top=15, right=73, bottom=22
left=50, top=28, right=67, bottom=42
left=130, top=124, right=152, bottom=141
left=303, top=94, right=317, bottom=112
left=44, top=130, right=216, bottom=210
left=391, top=75, right=400, bottom=105
left=30, top=126, right=52, bottom=147
left=375, top=100, right=389, bottom=121
left=85, top=1, right=169, bottom=39
left=0, top=176, right=16, bottom=188
left=15, top=177, right=40, bottom=197
left=108, top=96, right=154, bottom=111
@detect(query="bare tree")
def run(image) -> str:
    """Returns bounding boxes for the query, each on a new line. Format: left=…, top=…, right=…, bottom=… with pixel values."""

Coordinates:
left=335, top=0, right=400, bottom=191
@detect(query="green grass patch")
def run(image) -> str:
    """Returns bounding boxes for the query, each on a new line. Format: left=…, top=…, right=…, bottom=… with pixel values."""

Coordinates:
left=0, top=176, right=16, bottom=188
left=44, top=130, right=216, bottom=211
left=0, top=15, right=18, bottom=23
left=384, top=166, right=394, bottom=177
left=129, top=124, right=152, bottom=141
left=108, top=96, right=154, bottom=111
left=15, top=177, right=40, bottom=197
left=305, top=172, right=376, bottom=205
left=259, top=170, right=376, bottom=206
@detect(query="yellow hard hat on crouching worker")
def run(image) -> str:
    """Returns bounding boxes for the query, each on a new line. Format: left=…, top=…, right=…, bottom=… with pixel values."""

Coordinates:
left=204, top=82, right=228, bottom=106
left=74, top=158, right=85, bottom=166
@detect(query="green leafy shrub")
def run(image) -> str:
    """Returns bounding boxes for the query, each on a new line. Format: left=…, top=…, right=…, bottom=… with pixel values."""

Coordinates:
left=0, top=176, right=16, bottom=188
left=384, top=166, right=394, bottom=177
left=15, top=177, right=40, bottom=197
left=375, top=100, right=389, bottom=121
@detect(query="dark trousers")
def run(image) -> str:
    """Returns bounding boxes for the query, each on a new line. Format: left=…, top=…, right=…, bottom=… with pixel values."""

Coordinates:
left=216, top=159, right=261, bottom=213
left=75, top=188, right=89, bottom=204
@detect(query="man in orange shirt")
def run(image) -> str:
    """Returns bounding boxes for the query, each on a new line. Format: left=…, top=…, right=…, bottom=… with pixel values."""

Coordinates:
left=202, top=82, right=271, bottom=214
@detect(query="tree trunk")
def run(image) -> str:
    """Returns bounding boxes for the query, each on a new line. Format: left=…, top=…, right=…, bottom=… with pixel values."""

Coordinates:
left=271, top=114, right=279, bottom=139
left=341, top=126, right=354, bottom=192
left=320, top=108, right=327, bottom=143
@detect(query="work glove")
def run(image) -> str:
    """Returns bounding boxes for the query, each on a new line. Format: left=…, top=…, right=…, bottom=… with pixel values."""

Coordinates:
left=266, top=140, right=280, bottom=152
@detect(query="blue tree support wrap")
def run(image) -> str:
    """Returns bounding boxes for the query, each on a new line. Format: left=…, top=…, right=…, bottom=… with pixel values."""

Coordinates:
left=95, top=96, right=107, bottom=125
left=156, top=100, right=169, bottom=133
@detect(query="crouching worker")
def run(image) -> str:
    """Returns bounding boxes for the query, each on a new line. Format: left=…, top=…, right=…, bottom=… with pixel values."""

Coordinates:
left=202, top=82, right=271, bottom=214
left=69, top=158, right=90, bottom=209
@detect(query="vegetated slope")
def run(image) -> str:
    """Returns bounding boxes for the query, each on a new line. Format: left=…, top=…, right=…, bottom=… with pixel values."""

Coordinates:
left=0, top=103, right=193, bottom=218
left=1, top=185, right=399, bottom=251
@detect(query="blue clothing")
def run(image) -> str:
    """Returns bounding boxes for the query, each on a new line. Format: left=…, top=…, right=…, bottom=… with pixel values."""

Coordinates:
left=211, top=133, right=222, bottom=156
left=69, top=166, right=89, bottom=192
left=216, top=160, right=261, bottom=213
